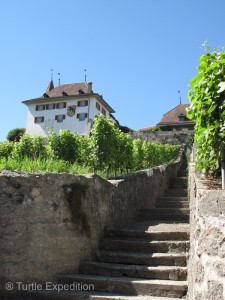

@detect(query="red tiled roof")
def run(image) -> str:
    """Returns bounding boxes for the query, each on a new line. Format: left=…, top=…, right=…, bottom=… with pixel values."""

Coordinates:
left=45, top=82, right=89, bottom=98
left=22, top=81, right=115, bottom=113
left=157, top=104, right=193, bottom=125
left=139, top=125, right=157, bottom=132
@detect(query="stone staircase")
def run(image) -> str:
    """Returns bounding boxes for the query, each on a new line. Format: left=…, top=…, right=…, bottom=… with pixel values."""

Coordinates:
left=27, top=161, right=189, bottom=300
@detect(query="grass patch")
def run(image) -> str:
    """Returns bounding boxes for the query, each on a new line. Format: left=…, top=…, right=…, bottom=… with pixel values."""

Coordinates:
left=0, top=157, right=110, bottom=178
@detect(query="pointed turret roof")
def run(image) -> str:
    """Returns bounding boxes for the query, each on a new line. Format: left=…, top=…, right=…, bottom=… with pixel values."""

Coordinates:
left=46, top=80, right=54, bottom=92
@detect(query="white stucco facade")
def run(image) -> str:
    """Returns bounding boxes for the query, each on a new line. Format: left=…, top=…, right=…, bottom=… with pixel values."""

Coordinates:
left=23, top=93, right=115, bottom=137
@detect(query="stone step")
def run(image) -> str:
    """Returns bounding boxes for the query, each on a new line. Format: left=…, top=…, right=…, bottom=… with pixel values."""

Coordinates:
left=80, top=262, right=187, bottom=281
left=138, top=214, right=189, bottom=222
left=100, top=238, right=189, bottom=253
left=169, top=184, right=187, bottom=189
left=138, top=209, right=189, bottom=222
left=24, top=290, right=185, bottom=300
left=165, top=189, right=188, bottom=197
left=179, top=166, right=188, bottom=170
left=156, top=201, right=189, bottom=208
left=96, top=250, right=187, bottom=266
left=56, top=274, right=188, bottom=298
left=177, top=171, right=188, bottom=177
left=104, top=228, right=189, bottom=241
left=157, top=196, right=188, bottom=202
left=171, top=177, right=187, bottom=184
left=139, top=208, right=189, bottom=215
left=177, top=168, right=188, bottom=173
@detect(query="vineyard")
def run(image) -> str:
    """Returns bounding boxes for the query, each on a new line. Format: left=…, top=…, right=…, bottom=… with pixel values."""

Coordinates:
left=187, top=49, right=225, bottom=178
left=0, top=116, right=180, bottom=178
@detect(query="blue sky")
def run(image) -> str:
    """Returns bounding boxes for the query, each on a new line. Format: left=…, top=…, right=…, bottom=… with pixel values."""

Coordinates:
left=0, top=0, right=225, bottom=141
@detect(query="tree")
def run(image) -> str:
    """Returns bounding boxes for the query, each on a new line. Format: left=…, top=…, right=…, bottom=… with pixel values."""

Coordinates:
left=117, top=125, right=134, bottom=133
left=7, top=128, right=25, bottom=142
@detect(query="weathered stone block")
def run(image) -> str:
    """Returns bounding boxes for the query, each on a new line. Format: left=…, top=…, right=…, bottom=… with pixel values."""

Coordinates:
left=188, top=163, right=225, bottom=299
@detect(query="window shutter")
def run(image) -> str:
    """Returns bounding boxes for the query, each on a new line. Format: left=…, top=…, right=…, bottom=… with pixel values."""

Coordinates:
left=85, top=113, right=88, bottom=118
left=55, top=115, right=58, bottom=121
left=46, top=105, right=49, bottom=110
left=85, top=100, right=88, bottom=106
left=77, top=114, right=80, bottom=119
left=34, top=117, right=37, bottom=123
left=63, top=115, right=65, bottom=120
left=64, top=102, right=66, bottom=108
left=56, top=103, right=59, bottom=109
left=78, top=101, right=80, bottom=107
left=53, top=104, right=56, bottom=109
left=35, top=105, right=38, bottom=111
left=43, top=105, right=46, bottom=110
left=42, top=117, right=44, bottom=122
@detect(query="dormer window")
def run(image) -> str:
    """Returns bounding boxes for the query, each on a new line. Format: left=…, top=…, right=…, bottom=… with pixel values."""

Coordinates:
left=62, top=91, right=68, bottom=96
left=43, top=93, right=49, bottom=98
left=78, top=89, right=85, bottom=94
left=179, top=114, right=186, bottom=122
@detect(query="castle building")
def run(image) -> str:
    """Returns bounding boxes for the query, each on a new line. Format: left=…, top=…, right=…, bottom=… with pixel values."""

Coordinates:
left=22, top=80, right=116, bottom=137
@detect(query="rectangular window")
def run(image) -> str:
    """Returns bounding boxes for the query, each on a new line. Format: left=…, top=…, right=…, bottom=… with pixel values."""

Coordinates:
left=56, top=102, right=67, bottom=109
left=46, top=103, right=55, bottom=110
left=78, top=100, right=88, bottom=107
left=101, top=108, right=106, bottom=116
left=34, top=116, right=44, bottom=123
left=35, top=104, right=45, bottom=111
left=55, top=115, right=66, bottom=122
left=96, top=102, right=100, bottom=111
left=77, top=113, right=88, bottom=121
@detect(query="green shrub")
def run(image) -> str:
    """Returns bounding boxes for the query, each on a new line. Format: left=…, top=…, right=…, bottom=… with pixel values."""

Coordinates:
left=12, top=135, right=47, bottom=159
left=48, top=130, right=80, bottom=163
left=0, top=142, right=14, bottom=159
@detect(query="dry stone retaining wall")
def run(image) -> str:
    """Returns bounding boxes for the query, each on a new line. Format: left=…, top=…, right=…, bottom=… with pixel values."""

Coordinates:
left=131, top=130, right=194, bottom=145
left=188, top=163, right=225, bottom=300
left=0, top=155, right=183, bottom=293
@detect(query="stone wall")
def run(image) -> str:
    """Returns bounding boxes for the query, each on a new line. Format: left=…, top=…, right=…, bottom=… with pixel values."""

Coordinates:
left=188, top=163, right=225, bottom=299
left=0, top=154, right=183, bottom=295
left=131, top=130, right=194, bottom=145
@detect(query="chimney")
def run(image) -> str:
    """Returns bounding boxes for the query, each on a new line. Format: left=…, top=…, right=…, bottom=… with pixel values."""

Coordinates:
left=87, top=82, right=93, bottom=93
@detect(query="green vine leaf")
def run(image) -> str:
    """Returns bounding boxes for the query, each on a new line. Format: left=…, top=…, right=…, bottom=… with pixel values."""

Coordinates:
left=188, top=49, right=225, bottom=176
